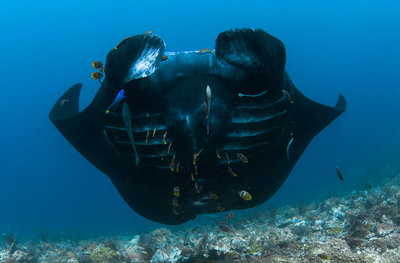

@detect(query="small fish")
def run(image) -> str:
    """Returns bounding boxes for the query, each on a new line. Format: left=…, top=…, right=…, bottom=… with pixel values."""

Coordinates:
left=220, top=225, right=230, bottom=232
left=286, top=137, right=294, bottom=160
left=225, top=152, right=230, bottom=165
left=170, top=154, right=176, bottom=172
left=91, top=72, right=103, bottom=80
left=167, top=142, right=172, bottom=154
left=144, top=30, right=153, bottom=35
left=152, top=128, right=157, bottom=138
left=193, top=149, right=203, bottom=165
left=98, top=66, right=105, bottom=73
left=173, top=186, right=180, bottom=197
left=172, top=198, right=179, bottom=207
left=318, top=253, right=330, bottom=260
left=60, top=98, right=69, bottom=106
left=203, top=101, right=208, bottom=118
left=220, top=221, right=227, bottom=225
left=227, top=167, right=238, bottom=177
left=217, top=206, right=226, bottom=212
left=190, top=172, right=195, bottom=182
left=282, top=89, right=293, bottom=104
left=216, top=149, right=221, bottom=159
left=115, top=36, right=131, bottom=50
left=172, top=207, right=179, bottom=216
left=336, top=166, right=344, bottom=181
left=208, top=193, right=218, bottom=200
left=361, top=220, right=371, bottom=229
left=195, top=182, right=202, bottom=194
left=198, top=48, right=214, bottom=54
left=163, top=132, right=168, bottom=144
left=176, top=161, right=180, bottom=173
left=145, top=130, right=150, bottom=143
left=205, top=85, right=212, bottom=134
left=105, top=89, right=126, bottom=114
left=206, top=85, right=211, bottom=112
left=225, top=212, right=235, bottom=220
left=92, top=61, right=103, bottom=69
left=161, top=55, right=168, bottom=61
left=238, top=190, right=252, bottom=201
left=236, top=153, right=248, bottom=164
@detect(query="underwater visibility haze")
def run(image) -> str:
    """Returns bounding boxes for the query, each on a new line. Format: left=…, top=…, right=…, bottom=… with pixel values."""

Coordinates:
left=1, top=0, right=400, bottom=246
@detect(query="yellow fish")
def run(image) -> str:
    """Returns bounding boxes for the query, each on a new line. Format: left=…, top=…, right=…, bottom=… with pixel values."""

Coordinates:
left=91, top=72, right=103, bottom=80
left=208, top=193, right=218, bottom=200
left=190, top=172, right=195, bottom=182
left=227, top=167, right=238, bottom=177
left=172, top=207, right=179, bottom=216
left=225, top=152, right=230, bottom=165
left=282, top=89, right=293, bottom=104
left=92, top=61, right=103, bottom=69
left=173, top=186, right=180, bottom=197
left=172, top=198, right=179, bottom=207
left=198, top=48, right=214, bottom=54
left=237, top=153, right=248, bottom=164
left=170, top=154, right=176, bottom=172
left=167, top=142, right=172, bottom=154
left=238, top=190, right=252, bottom=201
left=193, top=149, right=203, bottom=165
left=114, top=36, right=131, bottom=50
left=225, top=212, right=235, bottom=220
left=163, top=131, right=168, bottom=144
left=216, top=149, right=222, bottom=159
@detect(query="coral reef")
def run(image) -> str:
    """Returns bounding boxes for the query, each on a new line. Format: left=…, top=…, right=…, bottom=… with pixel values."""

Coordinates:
left=2, top=173, right=400, bottom=262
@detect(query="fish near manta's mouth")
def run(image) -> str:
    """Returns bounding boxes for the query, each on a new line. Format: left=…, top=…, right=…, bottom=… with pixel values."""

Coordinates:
left=101, top=78, right=292, bottom=214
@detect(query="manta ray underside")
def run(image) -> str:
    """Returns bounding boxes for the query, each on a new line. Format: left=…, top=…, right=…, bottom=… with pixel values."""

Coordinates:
left=49, top=28, right=346, bottom=225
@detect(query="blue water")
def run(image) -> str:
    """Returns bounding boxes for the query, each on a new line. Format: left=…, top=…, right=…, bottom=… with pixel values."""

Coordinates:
left=1, top=0, right=399, bottom=239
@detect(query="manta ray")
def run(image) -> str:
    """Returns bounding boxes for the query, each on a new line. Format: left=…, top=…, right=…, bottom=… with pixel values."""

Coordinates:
left=49, top=28, right=346, bottom=225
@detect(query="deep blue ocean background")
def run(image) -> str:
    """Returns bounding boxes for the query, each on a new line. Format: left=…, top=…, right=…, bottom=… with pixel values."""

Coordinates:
left=1, top=0, right=399, bottom=240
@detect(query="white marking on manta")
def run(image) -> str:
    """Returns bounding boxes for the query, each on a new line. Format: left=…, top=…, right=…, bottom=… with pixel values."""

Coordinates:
left=231, top=110, right=288, bottom=123
left=127, top=153, right=174, bottom=158
left=238, top=90, right=268, bottom=98
left=103, top=125, right=125, bottom=131
left=124, top=39, right=164, bottom=83
left=103, top=125, right=168, bottom=133
left=227, top=127, right=277, bottom=138
left=164, top=50, right=215, bottom=55
left=131, top=113, right=163, bottom=119
left=218, top=159, right=241, bottom=165
left=237, top=97, right=286, bottom=109
left=222, top=140, right=269, bottom=151
left=113, top=139, right=169, bottom=146
left=286, top=137, right=294, bottom=160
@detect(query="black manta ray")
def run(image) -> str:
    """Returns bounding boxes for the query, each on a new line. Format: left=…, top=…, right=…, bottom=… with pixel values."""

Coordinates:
left=49, top=28, right=346, bottom=225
